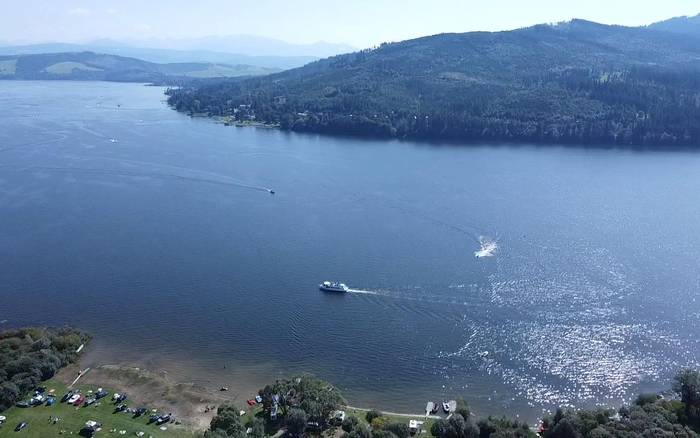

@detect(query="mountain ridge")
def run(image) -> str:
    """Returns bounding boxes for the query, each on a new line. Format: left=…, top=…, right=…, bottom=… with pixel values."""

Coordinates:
left=0, top=51, right=278, bottom=83
left=167, top=18, right=700, bottom=147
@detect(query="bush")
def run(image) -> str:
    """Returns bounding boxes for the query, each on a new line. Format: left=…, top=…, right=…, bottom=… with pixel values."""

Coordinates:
left=342, top=416, right=360, bottom=432
left=286, top=408, right=308, bottom=437
left=209, top=404, right=245, bottom=438
left=0, top=327, right=87, bottom=411
left=384, top=422, right=409, bottom=438
left=366, top=410, right=382, bottom=423
left=371, top=416, right=390, bottom=431
left=634, top=393, right=660, bottom=406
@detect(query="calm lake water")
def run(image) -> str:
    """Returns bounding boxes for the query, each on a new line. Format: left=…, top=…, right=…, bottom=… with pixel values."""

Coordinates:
left=1, top=81, right=699, bottom=420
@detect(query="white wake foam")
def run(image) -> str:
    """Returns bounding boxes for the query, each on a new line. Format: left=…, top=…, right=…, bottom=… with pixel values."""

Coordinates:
left=474, top=237, right=498, bottom=258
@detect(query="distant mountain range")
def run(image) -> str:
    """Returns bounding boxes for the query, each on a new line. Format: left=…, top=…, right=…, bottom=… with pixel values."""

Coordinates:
left=110, top=34, right=356, bottom=58
left=0, top=35, right=356, bottom=71
left=0, top=51, right=279, bottom=83
left=648, top=14, right=700, bottom=37
left=0, top=43, right=316, bottom=71
left=167, top=15, right=700, bottom=147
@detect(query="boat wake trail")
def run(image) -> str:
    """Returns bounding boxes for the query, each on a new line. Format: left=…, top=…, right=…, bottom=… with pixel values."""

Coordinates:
left=474, top=236, right=498, bottom=258
left=1, top=164, right=273, bottom=194
left=345, top=288, right=380, bottom=295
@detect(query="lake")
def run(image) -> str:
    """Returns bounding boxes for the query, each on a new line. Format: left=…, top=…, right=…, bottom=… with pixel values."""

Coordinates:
left=1, top=81, right=699, bottom=420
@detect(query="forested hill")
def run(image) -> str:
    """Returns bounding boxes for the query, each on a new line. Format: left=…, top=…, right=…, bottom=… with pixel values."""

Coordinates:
left=167, top=18, right=700, bottom=147
left=0, top=51, right=277, bottom=83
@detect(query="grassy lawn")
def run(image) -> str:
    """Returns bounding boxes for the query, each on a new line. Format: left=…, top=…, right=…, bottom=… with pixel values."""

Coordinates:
left=341, top=407, right=438, bottom=436
left=0, top=379, right=196, bottom=438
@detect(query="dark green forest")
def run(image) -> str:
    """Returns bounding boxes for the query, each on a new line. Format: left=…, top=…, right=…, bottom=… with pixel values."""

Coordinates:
left=0, top=327, right=88, bottom=411
left=205, top=371, right=700, bottom=438
left=167, top=19, right=700, bottom=147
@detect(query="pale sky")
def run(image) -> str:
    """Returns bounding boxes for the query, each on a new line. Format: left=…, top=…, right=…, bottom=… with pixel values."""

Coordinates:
left=2, top=0, right=699, bottom=48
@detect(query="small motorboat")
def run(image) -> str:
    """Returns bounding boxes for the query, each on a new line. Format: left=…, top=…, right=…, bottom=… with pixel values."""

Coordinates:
left=133, top=407, right=148, bottom=418
left=319, top=281, right=349, bottom=293
left=95, top=389, right=108, bottom=399
left=268, top=189, right=275, bottom=195
left=68, top=394, right=81, bottom=404
left=442, top=401, right=451, bottom=413
left=148, top=414, right=160, bottom=424
left=61, top=391, right=74, bottom=403
left=431, top=402, right=439, bottom=414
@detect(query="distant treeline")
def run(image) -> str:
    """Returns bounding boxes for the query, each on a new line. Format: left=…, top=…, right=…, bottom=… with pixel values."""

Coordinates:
left=0, top=327, right=88, bottom=411
left=203, top=369, right=700, bottom=438
left=167, top=66, right=700, bottom=147
left=166, top=20, right=700, bottom=148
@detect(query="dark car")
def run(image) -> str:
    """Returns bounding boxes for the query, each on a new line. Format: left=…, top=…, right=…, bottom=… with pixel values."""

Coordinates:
left=156, top=414, right=171, bottom=425
left=14, top=422, right=28, bottom=432
left=133, top=407, right=147, bottom=417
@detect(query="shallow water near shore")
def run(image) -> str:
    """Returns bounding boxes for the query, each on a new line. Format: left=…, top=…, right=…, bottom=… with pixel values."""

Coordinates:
left=1, top=81, right=700, bottom=421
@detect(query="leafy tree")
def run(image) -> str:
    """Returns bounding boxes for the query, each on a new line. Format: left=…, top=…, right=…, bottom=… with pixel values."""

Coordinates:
left=342, top=416, right=360, bottom=432
left=549, top=418, right=582, bottom=438
left=0, top=327, right=87, bottom=411
left=374, top=432, right=399, bottom=438
left=209, top=404, right=246, bottom=438
left=431, top=414, right=479, bottom=438
left=204, top=429, right=231, bottom=438
left=371, top=416, right=390, bottom=431
left=366, top=410, right=382, bottom=423
left=246, top=417, right=265, bottom=438
left=286, top=408, right=308, bottom=437
left=455, top=399, right=471, bottom=421
left=384, top=422, right=410, bottom=438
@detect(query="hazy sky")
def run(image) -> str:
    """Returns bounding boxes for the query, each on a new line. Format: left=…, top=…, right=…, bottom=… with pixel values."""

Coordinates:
left=2, top=0, right=699, bottom=48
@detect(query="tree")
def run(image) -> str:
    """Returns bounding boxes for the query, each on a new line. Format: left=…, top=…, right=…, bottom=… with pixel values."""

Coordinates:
left=384, top=422, right=410, bottom=438
left=342, top=416, right=360, bottom=432
left=209, top=404, right=245, bottom=438
left=674, top=369, right=700, bottom=407
left=366, top=410, right=382, bottom=423
left=549, top=418, right=582, bottom=438
left=455, top=399, right=471, bottom=421
left=286, top=408, right=308, bottom=437
left=372, top=416, right=390, bottom=431
left=246, top=417, right=265, bottom=438
left=204, top=429, right=231, bottom=438
left=431, top=414, right=479, bottom=438
left=674, top=368, right=700, bottom=429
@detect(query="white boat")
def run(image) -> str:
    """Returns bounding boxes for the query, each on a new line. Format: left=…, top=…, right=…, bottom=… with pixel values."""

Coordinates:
left=319, top=281, right=348, bottom=293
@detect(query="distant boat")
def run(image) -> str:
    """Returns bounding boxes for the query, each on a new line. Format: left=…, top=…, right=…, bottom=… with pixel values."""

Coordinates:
left=319, top=281, right=348, bottom=293
left=442, top=401, right=451, bottom=413
left=268, top=189, right=275, bottom=194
